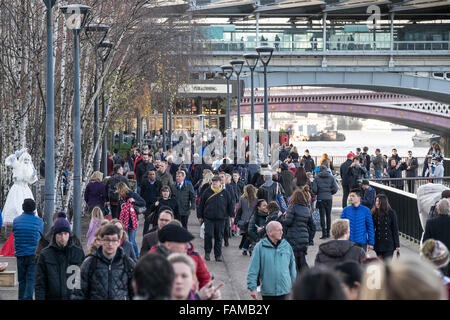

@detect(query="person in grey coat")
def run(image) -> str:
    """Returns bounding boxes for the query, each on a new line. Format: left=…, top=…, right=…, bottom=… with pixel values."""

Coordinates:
left=235, top=185, right=258, bottom=256
left=312, top=165, right=339, bottom=239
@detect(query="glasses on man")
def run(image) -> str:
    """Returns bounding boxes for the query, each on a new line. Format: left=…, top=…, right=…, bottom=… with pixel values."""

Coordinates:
left=102, top=238, right=120, bottom=244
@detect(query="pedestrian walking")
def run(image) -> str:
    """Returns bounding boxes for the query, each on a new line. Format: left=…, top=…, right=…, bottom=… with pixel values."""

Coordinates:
left=235, top=185, right=258, bottom=256
left=141, top=209, right=174, bottom=253
left=168, top=253, right=221, bottom=300
left=84, top=171, right=107, bottom=214
left=140, top=169, right=162, bottom=235
left=13, top=199, right=44, bottom=300
left=340, top=153, right=355, bottom=208
left=334, top=261, right=363, bottom=300
left=86, top=206, right=105, bottom=249
left=247, top=221, right=296, bottom=300
left=312, top=165, right=339, bottom=238
left=247, top=199, right=269, bottom=255
left=116, top=182, right=146, bottom=259
left=112, top=148, right=123, bottom=166
left=35, top=212, right=85, bottom=300
left=110, top=219, right=137, bottom=261
left=340, top=189, right=375, bottom=253
left=106, top=164, right=130, bottom=219
left=405, top=150, right=418, bottom=193
left=171, top=170, right=196, bottom=230
left=197, top=176, right=234, bottom=262
left=279, top=162, right=294, bottom=198
left=72, top=224, right=135, bottom=300
left=360, top=180, right=376, bottom=209
left=420, top=239, right=450, bottom=298
left=156, top=161, right=174, bottom=188
left=301, top=149, right=315, bottom=173
left=284, top=189, right=316, bottom=273
left=315, top=219, right=365, bottom=267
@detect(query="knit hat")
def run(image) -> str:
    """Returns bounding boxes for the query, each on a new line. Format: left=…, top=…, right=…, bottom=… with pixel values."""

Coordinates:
left=22, top=199, right=36, bottom=213
left=347, top=152, right=356, bottom=159
left=53, top=212, right=72, bottom=235
left=158, top=224, right=194, bottom=243
left=280, top=162, right=289, bottom=170
left=420, top=239, right=449, bottom=269
left=362, top=180, right=370, bottom=185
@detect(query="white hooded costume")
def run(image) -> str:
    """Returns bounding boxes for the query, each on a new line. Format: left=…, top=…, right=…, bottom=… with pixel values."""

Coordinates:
left=1, top=148, right=38, bottom=224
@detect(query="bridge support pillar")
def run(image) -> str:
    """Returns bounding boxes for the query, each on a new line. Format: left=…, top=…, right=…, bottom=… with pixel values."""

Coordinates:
left=441, top=136, right=450, bottom=158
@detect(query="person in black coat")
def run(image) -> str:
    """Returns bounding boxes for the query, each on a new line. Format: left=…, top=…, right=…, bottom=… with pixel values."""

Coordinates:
left=148, top=186, right=179, bottom=226
left=197, top=176, right=234, bottom=262
left=35, top=213, right=85, bottom=300
left=340, top=154, right=354, bottom=208
left=370, top=194, right=400, bottom=260
left=140, top=169, right=162, bottom=235
left=134, top=153, right=156, bottom=187
left=387, top=159, right=407, bottom=190
left=72, top=225, right=135, bottom=300
left=347, top=157, right=367, bottom=190
left=106, top=165, right=130, bottom=219
left=284, top=189, right=316, bottom=273
left=423, top=198, right=450, bottom=276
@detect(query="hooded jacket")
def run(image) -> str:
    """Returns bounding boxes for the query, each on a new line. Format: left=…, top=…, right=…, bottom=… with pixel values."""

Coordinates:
left=35, top=236, right=85, bottom=300
left=247, top=210, right=268, bottom=242
left=247, top=237, right=296, bottom=296
left=314, top=240, right=366, bottom=267
left=284, top=204, right=315, bottom=253
left=312, top=167, right=339, bottom=201
left=72, top=247, right=135, bottom=300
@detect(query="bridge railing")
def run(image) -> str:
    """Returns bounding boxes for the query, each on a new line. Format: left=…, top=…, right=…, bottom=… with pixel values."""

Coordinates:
left=367, top=177, right=450, bottom=194
left=369, top=181, right=423, bottom=244
left=196, top=40, right=450, bottom=54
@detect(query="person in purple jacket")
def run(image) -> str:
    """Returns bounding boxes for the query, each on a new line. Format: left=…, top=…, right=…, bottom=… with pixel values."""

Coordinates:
left=84, top=171, right=107, bottom=214
left=340, top=188, right=374, bottom=253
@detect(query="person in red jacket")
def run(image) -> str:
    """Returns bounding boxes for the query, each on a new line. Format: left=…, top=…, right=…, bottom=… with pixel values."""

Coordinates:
left=148, top=224, right=211, bottom=289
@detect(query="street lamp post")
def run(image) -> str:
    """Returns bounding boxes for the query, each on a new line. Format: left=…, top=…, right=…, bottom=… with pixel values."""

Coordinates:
left=230, top=59, right=245, bottom=130
left=98, top=41, right=113, bottom=176
left=61, top=4, right=91, bottom=240
left=256, top=46, right=274, bottom=159
left=43, top=0, right=57, bottom=234
left=85, top=24, right=110, bottom=172
left=243, top=53, right=259, bottom=130
left=221, top=65, right=234, bottom=130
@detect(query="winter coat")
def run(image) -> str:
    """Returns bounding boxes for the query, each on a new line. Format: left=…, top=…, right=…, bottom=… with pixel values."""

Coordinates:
left=197, top=187, right=234, bottom=221
left=231, top=180, right=245, bottom=200
left=340, top=159, right=353, bottom=187
left=191, top=164, right=212, bottom=186
left=140, top=229, right=159, bottom=254
left=347, top=165, right=367, bottom=189
left=373, top=154, right=384, bottom=171
left=247, top=164, right=260, bottom=185
left=247, top=237, right=296, bottom=296
left=372, top=209, right=400, bottom=253
left=135, top=161, right=156, bottom=187
left=423, top=215, right=450, bottom=253
left=148, top=197, right=179, bottom=223
left=405, top=157, right=419, bottom=177
left=235, top=198, right=257, bottom=231
left=387, top=162, right=407, bottom=188
left=35, top=237, right=85, bottom=300
left=341, top=204, right=375, bottom=246
left=312, top=168, right=339, bottom=201
left=84, top=181, right=107, bottom=209
left=119, top=191, right=146, bottom=209
left=251, top=172, right=265, bottom=188
left=290, top=152, right=299, bottom=163
left=121, top=239, right=137, bottom=262
left=86, top=218, right=103, bottom=248
left=279, top=149, right=289, bottom=162
left=301, top=155, right=315, bottom=172
left=106, top=174, right=129, bottom=204
left=140, top=179, right=162, bottom=208
left=315, top=240, right=365, bottom=267
left=284, top=204, right=315, bottom=254
left=361, top=186, right=376, bottom=209
left=12, top=212, right=44, bottom=257
left=280, top=169, right=294, bottom=198
left=35, top=229, right=82, bottom=263
left=72, top=247, right=135, bottom=300
left=156, top=170, right=174, bottom=188
left=171, top=181, right=196, bottom=217
left=247, top=210, right=268, bottom=242
left=258, top=181, right=283, bottom=204
left=361, top=152, right=371, bottom=172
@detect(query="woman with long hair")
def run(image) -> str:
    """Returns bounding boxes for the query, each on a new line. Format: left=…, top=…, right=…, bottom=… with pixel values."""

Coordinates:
left=115, top=182, right=145, bottom=259
left=235, top=185, right=258, bottom=255
left=292, top=166, right=310, bottom=191
left=247, top=199, right=269, bottom=256
left=86, top=206, right=104, bottom=248
left=84, top=171, right=107, bottom=213
left=148, top=186, right=179, bottom=227
left=285, top=188, right=316, bottom=273
left=290, top=146, right=299, bottom=164
left=370, top=194, right=400, bottom=260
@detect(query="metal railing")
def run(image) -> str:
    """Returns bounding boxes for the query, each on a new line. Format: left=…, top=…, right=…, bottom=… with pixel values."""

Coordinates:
left=369, top=181, right=423, bottom=244
left=367, top=177, right=450, bottom=193
left=196, top=40, right=450, bottom=54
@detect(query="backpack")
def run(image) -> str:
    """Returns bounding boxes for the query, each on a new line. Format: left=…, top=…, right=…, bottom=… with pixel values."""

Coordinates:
left=119, top=199, right=138, bottom=231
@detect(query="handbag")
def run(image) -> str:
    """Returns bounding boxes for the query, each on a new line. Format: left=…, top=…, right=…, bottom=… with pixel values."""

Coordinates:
left=312, top=208, right=321, bottom=231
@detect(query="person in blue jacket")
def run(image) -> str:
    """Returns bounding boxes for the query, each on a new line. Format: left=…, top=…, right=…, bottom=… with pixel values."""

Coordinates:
left=247, top=221, right=297, bottom=300
left=340, top=189, right=374, bottom=252
left=12, top=199, right=44, bottom=300
left=361, top=180, right=376, bottom=209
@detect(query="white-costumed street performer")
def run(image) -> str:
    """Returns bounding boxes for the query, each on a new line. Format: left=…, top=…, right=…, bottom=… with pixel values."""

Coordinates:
left=1, top=148, right=38, bottom=256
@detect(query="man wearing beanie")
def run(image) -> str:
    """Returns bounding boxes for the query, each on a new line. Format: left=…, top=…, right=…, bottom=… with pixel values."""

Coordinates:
left=12, top=199, right=44, bottom=300
left=35, top=212, right=85, bottom=300
left=149, top=224, right=211, bottom=289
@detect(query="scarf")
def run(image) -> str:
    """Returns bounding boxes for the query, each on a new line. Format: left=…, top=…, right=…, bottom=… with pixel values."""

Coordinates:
left=211, top=185, right=223, bottom=194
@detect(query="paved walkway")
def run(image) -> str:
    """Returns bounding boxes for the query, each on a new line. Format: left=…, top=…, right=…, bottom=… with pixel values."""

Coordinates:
left=0, top=191, right=421, bottom=300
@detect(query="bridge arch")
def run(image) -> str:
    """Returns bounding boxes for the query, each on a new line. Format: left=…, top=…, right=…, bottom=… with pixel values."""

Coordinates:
left=247, top=71, right=450, bottom=105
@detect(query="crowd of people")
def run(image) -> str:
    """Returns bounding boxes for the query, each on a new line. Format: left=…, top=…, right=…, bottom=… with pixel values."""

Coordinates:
left=3, top=141, right=450, bottom=300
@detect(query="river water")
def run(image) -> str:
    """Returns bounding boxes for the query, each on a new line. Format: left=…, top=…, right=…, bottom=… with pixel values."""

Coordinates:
left=292, top=130, right=430, bottom=158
